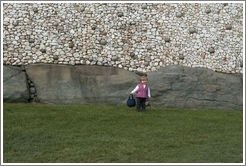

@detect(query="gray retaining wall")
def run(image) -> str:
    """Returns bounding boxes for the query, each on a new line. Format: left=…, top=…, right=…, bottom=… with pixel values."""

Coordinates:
left=2, top=2, right=244, bottom=73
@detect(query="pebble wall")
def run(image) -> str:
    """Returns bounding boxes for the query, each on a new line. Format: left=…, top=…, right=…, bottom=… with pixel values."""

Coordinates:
left=2, top=2, right=244, bottom=73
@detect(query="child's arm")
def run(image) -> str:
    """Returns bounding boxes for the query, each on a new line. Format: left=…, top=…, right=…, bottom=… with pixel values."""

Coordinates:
left=131, top=85, right=139, bottom=94
left=148, top=87, right=151, bottom=98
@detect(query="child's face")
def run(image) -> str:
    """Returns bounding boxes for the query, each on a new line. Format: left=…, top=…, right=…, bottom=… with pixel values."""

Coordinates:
left=141, top=80, right=147, bottom=84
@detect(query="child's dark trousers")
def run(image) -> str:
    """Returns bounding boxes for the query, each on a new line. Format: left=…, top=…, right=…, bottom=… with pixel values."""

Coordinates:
left=136, top=97, right=146, bottom=111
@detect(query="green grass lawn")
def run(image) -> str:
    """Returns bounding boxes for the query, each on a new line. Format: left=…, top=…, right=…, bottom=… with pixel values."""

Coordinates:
left=3, top=103, right=243, bottom=163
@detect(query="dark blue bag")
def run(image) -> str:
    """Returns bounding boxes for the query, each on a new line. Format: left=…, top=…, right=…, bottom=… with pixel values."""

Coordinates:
left=127, top=94, right=136, bottom=107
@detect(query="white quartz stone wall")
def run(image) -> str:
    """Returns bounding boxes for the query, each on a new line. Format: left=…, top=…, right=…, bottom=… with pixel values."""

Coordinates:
left=2, top=2, right=243, bottom=73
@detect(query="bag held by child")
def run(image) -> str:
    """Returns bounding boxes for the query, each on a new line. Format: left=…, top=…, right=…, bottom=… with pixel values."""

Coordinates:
left=127, top=94, right=136, bottom=107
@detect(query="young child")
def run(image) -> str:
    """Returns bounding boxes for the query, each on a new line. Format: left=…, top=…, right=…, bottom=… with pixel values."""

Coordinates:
left=130, top=75, right=151, bottom=112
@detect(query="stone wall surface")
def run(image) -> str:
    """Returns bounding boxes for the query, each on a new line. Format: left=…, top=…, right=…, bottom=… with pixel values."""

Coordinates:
left=2, top=3, right=243, bottom=74
left=3, top=64, right=243, bottom=110
left=148, top=65, right=243, bottom=110
left=3, top=65, right=29, bottom=102
left=24, top=64, right=139, bottom=104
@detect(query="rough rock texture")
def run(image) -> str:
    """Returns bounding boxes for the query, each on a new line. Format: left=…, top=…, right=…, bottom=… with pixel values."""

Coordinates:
left=3, top=64, right=243, bottom=110
left=25, top=64, right=139, bottom=104
left=2, top=3, right=243, bottom=74
left=3, top=65, right=29, bottom=102
left=148, top=65, right=243, bottom=110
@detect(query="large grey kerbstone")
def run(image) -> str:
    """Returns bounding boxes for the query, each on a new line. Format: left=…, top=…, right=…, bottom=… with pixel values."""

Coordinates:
left=148, top=65, right=243, bottom=110
left=3, top=65, right=29, bottom=102
left=25, top=64, right=139, bottom=105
